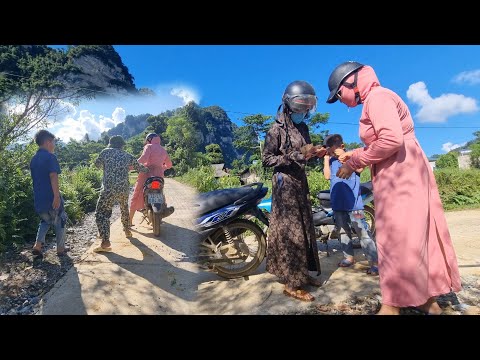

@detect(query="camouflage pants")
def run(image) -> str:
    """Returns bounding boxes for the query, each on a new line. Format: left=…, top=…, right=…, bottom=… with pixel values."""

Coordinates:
left=95, top=189, right=130, bottom=242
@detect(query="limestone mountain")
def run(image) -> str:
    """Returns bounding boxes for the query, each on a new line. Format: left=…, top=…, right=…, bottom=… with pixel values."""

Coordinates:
left=105, top=103, right=242, bottom=166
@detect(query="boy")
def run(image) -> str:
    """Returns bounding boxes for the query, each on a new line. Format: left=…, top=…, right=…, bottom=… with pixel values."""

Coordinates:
left=323, top=134, right=378, bottom=275
left=30, top=130, right=68, bottom=256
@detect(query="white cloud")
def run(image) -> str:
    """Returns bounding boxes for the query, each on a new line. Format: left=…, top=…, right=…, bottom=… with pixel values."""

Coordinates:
left=442, top=142, right=467, bottom=152
left=170, top=87, right=200, bottom=105
left=453, top=69, right=480, bottom=85
left=406, top=81, right=478, bottom=122
left=112, top=107, right=126, bottom=124
left=47, top=82, right=201, bottom=143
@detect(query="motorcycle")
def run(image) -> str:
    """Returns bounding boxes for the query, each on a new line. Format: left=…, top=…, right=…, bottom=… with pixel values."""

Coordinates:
left=140, top=176, right=174, bottom=237
left=258, top=181, right=375, bottom=256
left=195, top=182, right=269, bottom=279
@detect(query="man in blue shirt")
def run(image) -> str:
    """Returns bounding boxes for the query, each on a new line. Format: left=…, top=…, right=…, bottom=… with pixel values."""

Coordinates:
left=30, top=130, right=68, bottom=256
left=323, top=134, right=378, bottom=275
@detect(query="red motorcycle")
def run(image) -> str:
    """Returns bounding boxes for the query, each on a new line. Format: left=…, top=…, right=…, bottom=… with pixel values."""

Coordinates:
left=140, top=176, right=174, bottom=236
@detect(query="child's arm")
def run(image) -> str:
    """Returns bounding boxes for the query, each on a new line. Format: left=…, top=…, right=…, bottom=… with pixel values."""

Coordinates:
left=323, top=155, right=331, bottom=180
left=50, top=172, right=61, bottom=210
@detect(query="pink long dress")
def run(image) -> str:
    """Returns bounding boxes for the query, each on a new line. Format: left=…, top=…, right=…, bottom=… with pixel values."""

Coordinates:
left=129, top=136, right=172, bottom=212
left=344, top=66, right=461, bottom=307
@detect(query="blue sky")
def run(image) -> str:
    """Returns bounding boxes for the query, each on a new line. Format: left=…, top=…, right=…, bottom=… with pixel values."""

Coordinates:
left=48, top=45, right=480, bottom=157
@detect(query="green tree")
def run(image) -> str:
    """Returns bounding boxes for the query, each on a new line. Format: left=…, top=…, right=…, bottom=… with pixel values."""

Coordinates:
left=205, top=143, right=225, bottom=164
left=470, top=143, right=480, bottom=169
left=146, top=114, right=169, bottom=136
left=345, top=142, right=364, bottom=150
left=436, top=152, right=458, bottom=169
left=165, top=115, right=202, bottom=175
left=125, top=133, right=146, bottom=159
left=0, top=45, right=95, bottom=151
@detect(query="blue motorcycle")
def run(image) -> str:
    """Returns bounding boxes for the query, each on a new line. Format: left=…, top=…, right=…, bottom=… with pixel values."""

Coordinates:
left=195, top=182, right=269, bottom=279
left=258, top=181, right=375, bottom=255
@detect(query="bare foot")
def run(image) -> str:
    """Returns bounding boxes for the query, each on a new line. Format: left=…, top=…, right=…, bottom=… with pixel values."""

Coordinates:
left=376, top=304, right=400, bottom=315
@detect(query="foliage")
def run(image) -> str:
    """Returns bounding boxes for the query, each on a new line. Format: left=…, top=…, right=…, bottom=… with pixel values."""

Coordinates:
left=470, top=143, right=480, bottom=169
left=0, top=45, right=95, bottom=151
left=306, top=170, right=330, bottom=206
left=59, top=166, right=102, bottom=222
left=434, top=168, right=480, bottom=210
left=179, top=166, right=219, bottom=193
left=218, top=176, right=242, bottom=189
left=56, top=139, right=105, bottom=169
left=0, top=143, right=38, bottom=251
left=436, top=152, right=458, bottom=169
left=205, top=143, right=224, bottom=164
left=0, top=143, right=102, bottom=252
left=125, top=133, right=146, bottom=159
left=146, top=114, right=169, bottom=136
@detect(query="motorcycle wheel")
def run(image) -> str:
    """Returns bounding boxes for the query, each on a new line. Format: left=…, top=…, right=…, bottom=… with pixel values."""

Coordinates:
left=150, top=209, right=162, bottom=237
left=208, top=219, right=266, bottom=279
left=363, top=205, right=376, bottom=240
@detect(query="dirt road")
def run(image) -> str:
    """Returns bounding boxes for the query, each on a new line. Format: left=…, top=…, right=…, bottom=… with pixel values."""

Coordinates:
left=38, top=179, right=480, bottom=315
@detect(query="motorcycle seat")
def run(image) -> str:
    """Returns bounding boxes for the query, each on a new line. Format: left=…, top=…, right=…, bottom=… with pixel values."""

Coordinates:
left=360, top=181, right=373, bottom=195
left=195, top=186, right=258, bottom=215
left=317, top=190, right=331, bottom=201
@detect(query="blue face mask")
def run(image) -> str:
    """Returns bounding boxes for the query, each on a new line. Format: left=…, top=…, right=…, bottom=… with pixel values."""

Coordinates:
left=291, top=112, right=306, bottom=124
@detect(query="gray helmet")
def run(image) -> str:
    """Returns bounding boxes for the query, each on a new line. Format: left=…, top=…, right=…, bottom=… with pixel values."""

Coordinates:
left=326, top=61, right=364, bottom=104
left=282, top=80, right=317, bottom=114
left=145, top=133, right=158, bottom=143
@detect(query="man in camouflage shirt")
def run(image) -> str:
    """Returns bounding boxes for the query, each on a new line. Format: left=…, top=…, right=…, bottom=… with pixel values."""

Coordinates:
left=94, top=135, right=149, bottom=251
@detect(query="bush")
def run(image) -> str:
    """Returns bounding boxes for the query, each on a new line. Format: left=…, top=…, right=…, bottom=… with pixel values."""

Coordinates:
left=434, top=168, right=480, bottom=210
left=306, top=170, right=330, bottom=206
left=60, top=166, right=102, bottom=220
left=0, top=144, right=38, bottom=250
left=218, top=176, right=241, bottom=189
left=179, top=166, right=218, bottom=193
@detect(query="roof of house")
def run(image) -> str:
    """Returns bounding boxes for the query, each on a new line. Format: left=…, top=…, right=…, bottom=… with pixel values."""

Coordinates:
left=211, top=163, right=229, bottom=177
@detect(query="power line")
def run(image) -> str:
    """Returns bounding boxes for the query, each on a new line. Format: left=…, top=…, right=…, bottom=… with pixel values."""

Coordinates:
left=223, top=110, right=479, bottom=129
left=3, top=72, right=479, bottom=130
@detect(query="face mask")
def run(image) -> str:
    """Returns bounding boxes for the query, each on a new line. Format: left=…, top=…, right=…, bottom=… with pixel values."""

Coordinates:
left=291, top=112, right=306, bottom=124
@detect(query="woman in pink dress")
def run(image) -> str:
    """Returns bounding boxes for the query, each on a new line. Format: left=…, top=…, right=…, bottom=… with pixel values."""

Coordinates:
left=129, top=133, right=174, bottom=226
left=325, top=62, right=461, bottom=315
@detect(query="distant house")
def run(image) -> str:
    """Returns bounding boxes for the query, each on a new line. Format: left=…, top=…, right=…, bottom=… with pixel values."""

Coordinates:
left=458, top=150, right=472, bottom=169
left=239, top=168, right=260, bottom=185
left=211, top=163, right=229, bottom=178
left=428, top=157, right=437, bottom=170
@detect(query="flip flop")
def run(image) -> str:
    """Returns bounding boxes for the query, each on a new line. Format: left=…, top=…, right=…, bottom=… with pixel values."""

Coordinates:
left=283, top=289, right=315, bottom=302
left=93, top=246, right=112, bottom=253
left=32, top=248, right=43, bottom=256
left=338, top=259, right=355, bottom=267
left=366, top=265, right=379, bottom=276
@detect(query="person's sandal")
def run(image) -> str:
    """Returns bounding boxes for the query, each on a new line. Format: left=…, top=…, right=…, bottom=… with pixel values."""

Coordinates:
left=93, top=241, right=112, bottom=253
left=338, top=258, right=355, bottom=267
left=366, top=265, right=379, bottom=276
left=283, top=289, right=315, bottom=302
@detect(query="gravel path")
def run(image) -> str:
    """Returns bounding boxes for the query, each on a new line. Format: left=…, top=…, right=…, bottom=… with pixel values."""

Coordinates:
left=0, top=206, right=120, bottom=315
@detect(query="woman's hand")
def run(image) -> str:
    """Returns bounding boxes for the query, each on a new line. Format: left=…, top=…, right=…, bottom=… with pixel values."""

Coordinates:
left=336, top=162, right=355, bottom=179
left=337, top=150, right=353, bottom=164
left=314, top=146, right=327, bottom=158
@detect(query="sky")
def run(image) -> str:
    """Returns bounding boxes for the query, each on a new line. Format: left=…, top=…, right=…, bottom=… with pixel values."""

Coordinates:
left=46, top=45, right=480, bottom=157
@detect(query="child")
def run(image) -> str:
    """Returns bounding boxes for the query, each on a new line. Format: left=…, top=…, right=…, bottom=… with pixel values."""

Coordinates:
left=323, top=134, right=378, bottom=275
left=30, top=130, right=68, bottom=256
